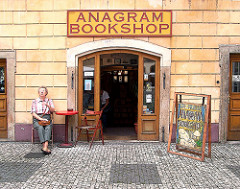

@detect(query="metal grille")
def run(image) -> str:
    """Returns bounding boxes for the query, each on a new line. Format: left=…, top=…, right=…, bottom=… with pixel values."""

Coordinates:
left=227, top=165, right=240, bottom=179
left=24, top=152, right=45, bottom=158
left=109, top=164, right=161, bottom=184
left=0, top=162, right=43, bottom=182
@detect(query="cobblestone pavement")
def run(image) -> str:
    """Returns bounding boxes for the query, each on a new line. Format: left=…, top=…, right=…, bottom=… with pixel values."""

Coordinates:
left=0, top=141, right=240, bottom=189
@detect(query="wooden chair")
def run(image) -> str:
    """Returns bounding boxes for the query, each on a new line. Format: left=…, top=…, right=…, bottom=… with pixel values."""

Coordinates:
left=75, top=110, right=104, bottom=149
left=32, top=115, right=54, bottom=146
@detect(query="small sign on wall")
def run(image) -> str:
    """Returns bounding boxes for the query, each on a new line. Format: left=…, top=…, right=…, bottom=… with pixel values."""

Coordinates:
left=144, top=74, right=148, bottom=81
left=84, top=72, right=94, bottom=77
left=146, top=94, right=152, bottom=103
left=84, top=79, right=92, bottom=91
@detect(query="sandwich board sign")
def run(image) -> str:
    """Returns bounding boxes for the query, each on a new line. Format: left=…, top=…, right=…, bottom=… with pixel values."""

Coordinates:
left=167, top=92, right=211, bottom=161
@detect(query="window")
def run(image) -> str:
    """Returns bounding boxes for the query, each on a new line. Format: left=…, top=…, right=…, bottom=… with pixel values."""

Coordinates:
left=0, top=66, right=5, bottom=93
left=232, top=61, right=240, bottom=92
left=143, top=58, right=155, bottom=114
left=83, top=58, right=95, bottom=113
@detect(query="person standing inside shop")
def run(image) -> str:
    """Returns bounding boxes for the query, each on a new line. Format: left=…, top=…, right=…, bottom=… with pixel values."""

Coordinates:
left=31, top=86, right=55, bottom=155
left=100, top=89, right=110, bottom=131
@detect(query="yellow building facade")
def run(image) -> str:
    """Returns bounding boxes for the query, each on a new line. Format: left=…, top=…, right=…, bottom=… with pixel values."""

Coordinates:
left=0, top=0, right=240, bottom=142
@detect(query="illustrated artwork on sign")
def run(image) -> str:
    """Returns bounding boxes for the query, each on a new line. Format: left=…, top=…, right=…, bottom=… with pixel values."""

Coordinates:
left=176, top=103, right=205, bottom=151
left=168, top=92, right=211, bottom=162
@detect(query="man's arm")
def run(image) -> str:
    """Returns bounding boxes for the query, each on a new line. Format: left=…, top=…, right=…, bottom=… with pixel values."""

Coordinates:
left=101, top=98, right=109, bottom=111
left=32, top=112, right=48, bottom=121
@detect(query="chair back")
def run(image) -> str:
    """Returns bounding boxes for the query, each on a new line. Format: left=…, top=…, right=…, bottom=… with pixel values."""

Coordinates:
left=76, top=109, right=104, bottom=148
left=83, top=110, right=103, bottom=126
left=85, top=110, right=102, bottom=116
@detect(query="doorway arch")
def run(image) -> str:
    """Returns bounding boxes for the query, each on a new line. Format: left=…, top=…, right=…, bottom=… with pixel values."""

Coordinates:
left=67, top=39, right=171, bottom=141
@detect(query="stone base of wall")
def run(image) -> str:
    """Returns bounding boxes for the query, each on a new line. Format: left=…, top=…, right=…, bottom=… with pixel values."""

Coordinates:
left=171, top=123, right=219, bottom=143
left=15, top=123, right=220, bottom=143
left=15, top=124, right=66, bottom=142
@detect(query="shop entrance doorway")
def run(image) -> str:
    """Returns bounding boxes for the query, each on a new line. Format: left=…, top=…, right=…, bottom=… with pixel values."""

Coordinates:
left=78, top=50, right=160, bottom=141
left=100, top=53, right=138, bottom=140
left=228, top=54, right=240, bottom=140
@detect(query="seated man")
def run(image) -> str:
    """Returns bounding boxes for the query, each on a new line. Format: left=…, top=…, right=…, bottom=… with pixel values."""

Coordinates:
left=31, top=86, right=55, bottom=155
left=100, top=89, right=111, bottom=130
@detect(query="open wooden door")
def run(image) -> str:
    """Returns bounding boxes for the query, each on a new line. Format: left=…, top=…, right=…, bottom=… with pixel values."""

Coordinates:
left=138, top=54, right=160, bottom=140
left=78, top=54, right=100, bottom=140
left=0, top=59, right=7, bottom=138
left=228, top=54, right=240, bottom=140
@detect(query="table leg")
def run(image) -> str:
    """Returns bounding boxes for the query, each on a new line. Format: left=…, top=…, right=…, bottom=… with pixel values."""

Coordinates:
left=65, top=115, right=68, bottom=143
left=58, top=115, right=74, bottom=148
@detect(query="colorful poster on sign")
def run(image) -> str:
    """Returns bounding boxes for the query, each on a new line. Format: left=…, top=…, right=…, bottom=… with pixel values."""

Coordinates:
left=176, top=103, right=205, bottom=151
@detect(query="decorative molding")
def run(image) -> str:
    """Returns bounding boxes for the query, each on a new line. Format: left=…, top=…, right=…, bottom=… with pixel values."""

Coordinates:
left=67, top=39, right=171, bottom=67
left=67, top=39, right=171, bottom=141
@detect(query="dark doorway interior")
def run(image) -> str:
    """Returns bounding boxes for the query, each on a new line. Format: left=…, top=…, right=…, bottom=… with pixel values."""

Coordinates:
left=100, top=53, right=138, bottom=140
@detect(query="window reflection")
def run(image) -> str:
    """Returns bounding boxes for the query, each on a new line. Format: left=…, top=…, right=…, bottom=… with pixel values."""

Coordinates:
left=0, top=67, right=5, bottom=93
left=143, top=58, right=155, bottom=114
left=232, top=62, right=240, bottom=93
left=83, top=58, right=95, bottom=113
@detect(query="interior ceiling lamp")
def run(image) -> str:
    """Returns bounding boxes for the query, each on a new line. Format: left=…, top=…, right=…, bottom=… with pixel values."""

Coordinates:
left=118, top=70, right=122, bottom=75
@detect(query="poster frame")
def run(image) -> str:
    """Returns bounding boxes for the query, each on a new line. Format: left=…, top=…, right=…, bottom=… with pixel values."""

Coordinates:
left=167, top=92, right=211, bottom=162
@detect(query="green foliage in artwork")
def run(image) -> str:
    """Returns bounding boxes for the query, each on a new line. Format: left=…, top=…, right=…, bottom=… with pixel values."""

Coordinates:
left=177, top=138, right=180, bottom=144
left=196, top=140, right=202, bottom=147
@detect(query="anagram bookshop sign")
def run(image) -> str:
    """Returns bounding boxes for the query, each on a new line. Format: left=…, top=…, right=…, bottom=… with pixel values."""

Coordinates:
left=67, top=10, right=172, bottom=37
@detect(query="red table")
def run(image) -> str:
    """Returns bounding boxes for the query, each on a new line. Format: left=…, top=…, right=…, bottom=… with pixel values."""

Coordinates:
left=55, top=110, right=79, bottom=148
